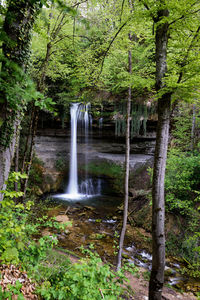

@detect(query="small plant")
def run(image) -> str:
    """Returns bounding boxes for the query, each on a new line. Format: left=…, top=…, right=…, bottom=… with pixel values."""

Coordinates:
left=113, top=231, right=120, bottom=255
left=0, top=283, right=25, bottom=300
left=143, top=270, right=150, bottom=281
left=36, top=249, right=131, bottom=299
left=55, top=157, right=67, bottom=171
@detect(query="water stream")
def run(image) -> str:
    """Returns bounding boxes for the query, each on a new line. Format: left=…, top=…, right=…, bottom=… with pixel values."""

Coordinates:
left=50, top=102, right=199, bottom=294
left=54, top=102, right=102, bottom=201
left=67, top=103, right=79, bottom=196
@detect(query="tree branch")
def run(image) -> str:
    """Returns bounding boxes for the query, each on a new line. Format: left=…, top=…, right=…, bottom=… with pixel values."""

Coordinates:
left=73, top=0, right=88, bottom=8
left=52, top=34, right=91, bottom=45
left=139, top=0, right=150, bottom=11
left=177, top=25, right=200, bottom=84
left=169, top=9, right=200, bottom=26
left=97, top=18, right=130, bottom=80
left=119, top=0, right=126, bottom=23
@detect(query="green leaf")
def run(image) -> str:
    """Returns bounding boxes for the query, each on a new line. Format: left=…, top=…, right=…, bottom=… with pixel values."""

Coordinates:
left=1, top=247, right=19, bottom=263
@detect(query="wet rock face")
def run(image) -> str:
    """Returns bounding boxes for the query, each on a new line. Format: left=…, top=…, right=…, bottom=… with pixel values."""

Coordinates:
left=34, top=128, right=154, bottom=194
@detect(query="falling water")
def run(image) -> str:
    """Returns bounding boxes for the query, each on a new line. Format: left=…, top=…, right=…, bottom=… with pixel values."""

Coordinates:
left=55, top=102, right=101, bottom=200
left=67, top=103, right=79, bottom=196
left=84, top=103, right=89, bottom=181
left=99, top=117, right=103, bottom=129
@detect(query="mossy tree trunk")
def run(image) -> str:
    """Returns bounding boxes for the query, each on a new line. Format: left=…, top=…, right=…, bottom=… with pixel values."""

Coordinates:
left=0, top=0, right=40, bottom=200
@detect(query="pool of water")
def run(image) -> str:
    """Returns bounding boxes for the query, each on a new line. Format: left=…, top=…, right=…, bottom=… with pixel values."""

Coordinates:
left=49, top=193, right=122, bottom=209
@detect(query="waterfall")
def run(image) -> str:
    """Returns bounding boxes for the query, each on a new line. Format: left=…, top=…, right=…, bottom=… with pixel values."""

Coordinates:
left=67, top=103, right=79, bottom=195
left=99, top=117, right=103, bottom=129
left=55, top=102, right=101, bottom=200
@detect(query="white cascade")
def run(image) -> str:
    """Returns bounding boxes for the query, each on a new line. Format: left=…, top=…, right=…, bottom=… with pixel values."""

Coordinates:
left=55, top=102, right=101, bottom=200
left=67, top=103, right=79, bottom=196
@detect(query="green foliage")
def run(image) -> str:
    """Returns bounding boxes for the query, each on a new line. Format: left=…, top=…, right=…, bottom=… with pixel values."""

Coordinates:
left=165, top=149, right=200, bottom=216
left=86, top=161, right=124, bottom=193
left=55, top=157, right=67, bottom=171
left=36, top=249, right=132, bottom=300
left=0, top=280, right=25, bottom=300
left=28, top=156, right=44, bottom=188
left=165, top=103, right=200, bottom=279
left=143, top=270, right=151, bottom=281
left=87, top=161, right=123, bottom=179
left=0, top=173, right=30, bottom=264
left=171, top=104, right=200, bottom=151
left=0, top=172, right=67, bottom=266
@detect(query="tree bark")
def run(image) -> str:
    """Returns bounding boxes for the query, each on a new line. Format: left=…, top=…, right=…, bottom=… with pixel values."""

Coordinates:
left=149, top=7, right=171, bottom=300
left=0, top=117, right=21, bottom=200
left=21, top=109, right=39, bottom=198
left=0, top=0, right=39, bottom=199
left=191, top=104, right=196, bottom=152
left=117, top=36, right=132, bottom=271
left=21, top=105, right=35, bottom=175
left=14, top=132, right=20, bottom=192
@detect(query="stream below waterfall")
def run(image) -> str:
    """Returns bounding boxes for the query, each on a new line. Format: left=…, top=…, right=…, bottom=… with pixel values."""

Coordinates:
left=46, top=195, right=200, bottom=295
left=41, top=102, right=199, bottom=295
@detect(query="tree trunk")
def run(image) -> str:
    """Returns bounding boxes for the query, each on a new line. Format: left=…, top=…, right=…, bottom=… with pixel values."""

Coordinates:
left=149, top=94, right=171, bottom=300
left=14, top=133, right=20, bottom=192
left=0, top=0, right=39, bottom=198
left=149, top=7, right=171, bottom=300
left=22, top=109, right=39, bottom=198
left=0, top=117, right=21, bottom=200
left=117, top=40, right=132, bottom=271
left=21, top=105, right=35, bottom=175
left=191, top=104, right=196, bottom=152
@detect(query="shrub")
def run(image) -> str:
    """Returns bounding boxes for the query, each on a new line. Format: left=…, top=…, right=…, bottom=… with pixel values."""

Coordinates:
left=165, top=149, right=200, bottom=216
left=36, top=249, right=135, bottom=300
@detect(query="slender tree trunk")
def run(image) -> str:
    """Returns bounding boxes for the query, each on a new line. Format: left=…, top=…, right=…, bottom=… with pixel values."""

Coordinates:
left=149, top=7, right=171, bottom=300
left=21, top=105, right=35, bottom=175
left=14, top=137, right=19, bottom=192
left=191, top=104, right=196, bottom=152
left=21, top=109, right=39, bottom=198
left=117, top=37, right=132, bottom=271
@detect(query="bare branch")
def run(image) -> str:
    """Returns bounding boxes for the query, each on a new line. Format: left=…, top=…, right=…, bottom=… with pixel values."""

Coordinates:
left=119, top=0, right=126, bottom=23
left=73, top=0, right=88, bottom=8
left=50, top=10, right=63, bottom=38
left=51, top=13, right=66, bottom=40
left=99, top=289, right=104, bottom=299
left=52, top=34, right=91, bottom=45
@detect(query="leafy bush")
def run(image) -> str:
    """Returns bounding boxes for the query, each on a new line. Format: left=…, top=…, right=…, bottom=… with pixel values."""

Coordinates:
left=55, top=157, right=67, bottom=171
left=87, top=161, right=123, bottom=179
left=36, top=249, right=134, bottom=300
left=0, top=281, right=24, bottom=300
left=85, top=161, right=124, bottom=193
left=165, top=149, right=200, bottom=216
left=165, top=149, right=200, bottom=279
left=0, top=172, right=69, bottom=266
left=180, top=233, right=200, bottom=279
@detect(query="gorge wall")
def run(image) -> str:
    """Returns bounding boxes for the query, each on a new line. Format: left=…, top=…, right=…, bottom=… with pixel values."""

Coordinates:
left=34, top=113, right=156, bottom=194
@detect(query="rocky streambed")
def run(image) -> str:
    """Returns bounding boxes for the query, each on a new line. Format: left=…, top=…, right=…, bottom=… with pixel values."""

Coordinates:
left=43, top=197, right=200, bottom=297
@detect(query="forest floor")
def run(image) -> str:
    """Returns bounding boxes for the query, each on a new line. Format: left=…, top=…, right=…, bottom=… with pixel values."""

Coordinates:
left=1, top=253, right=197, bottom=300
left=125, top=270, right=198, bottom=300
left=57, top=249, right=198, bottom=300
left=45, top=203, right=199, bottom=300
